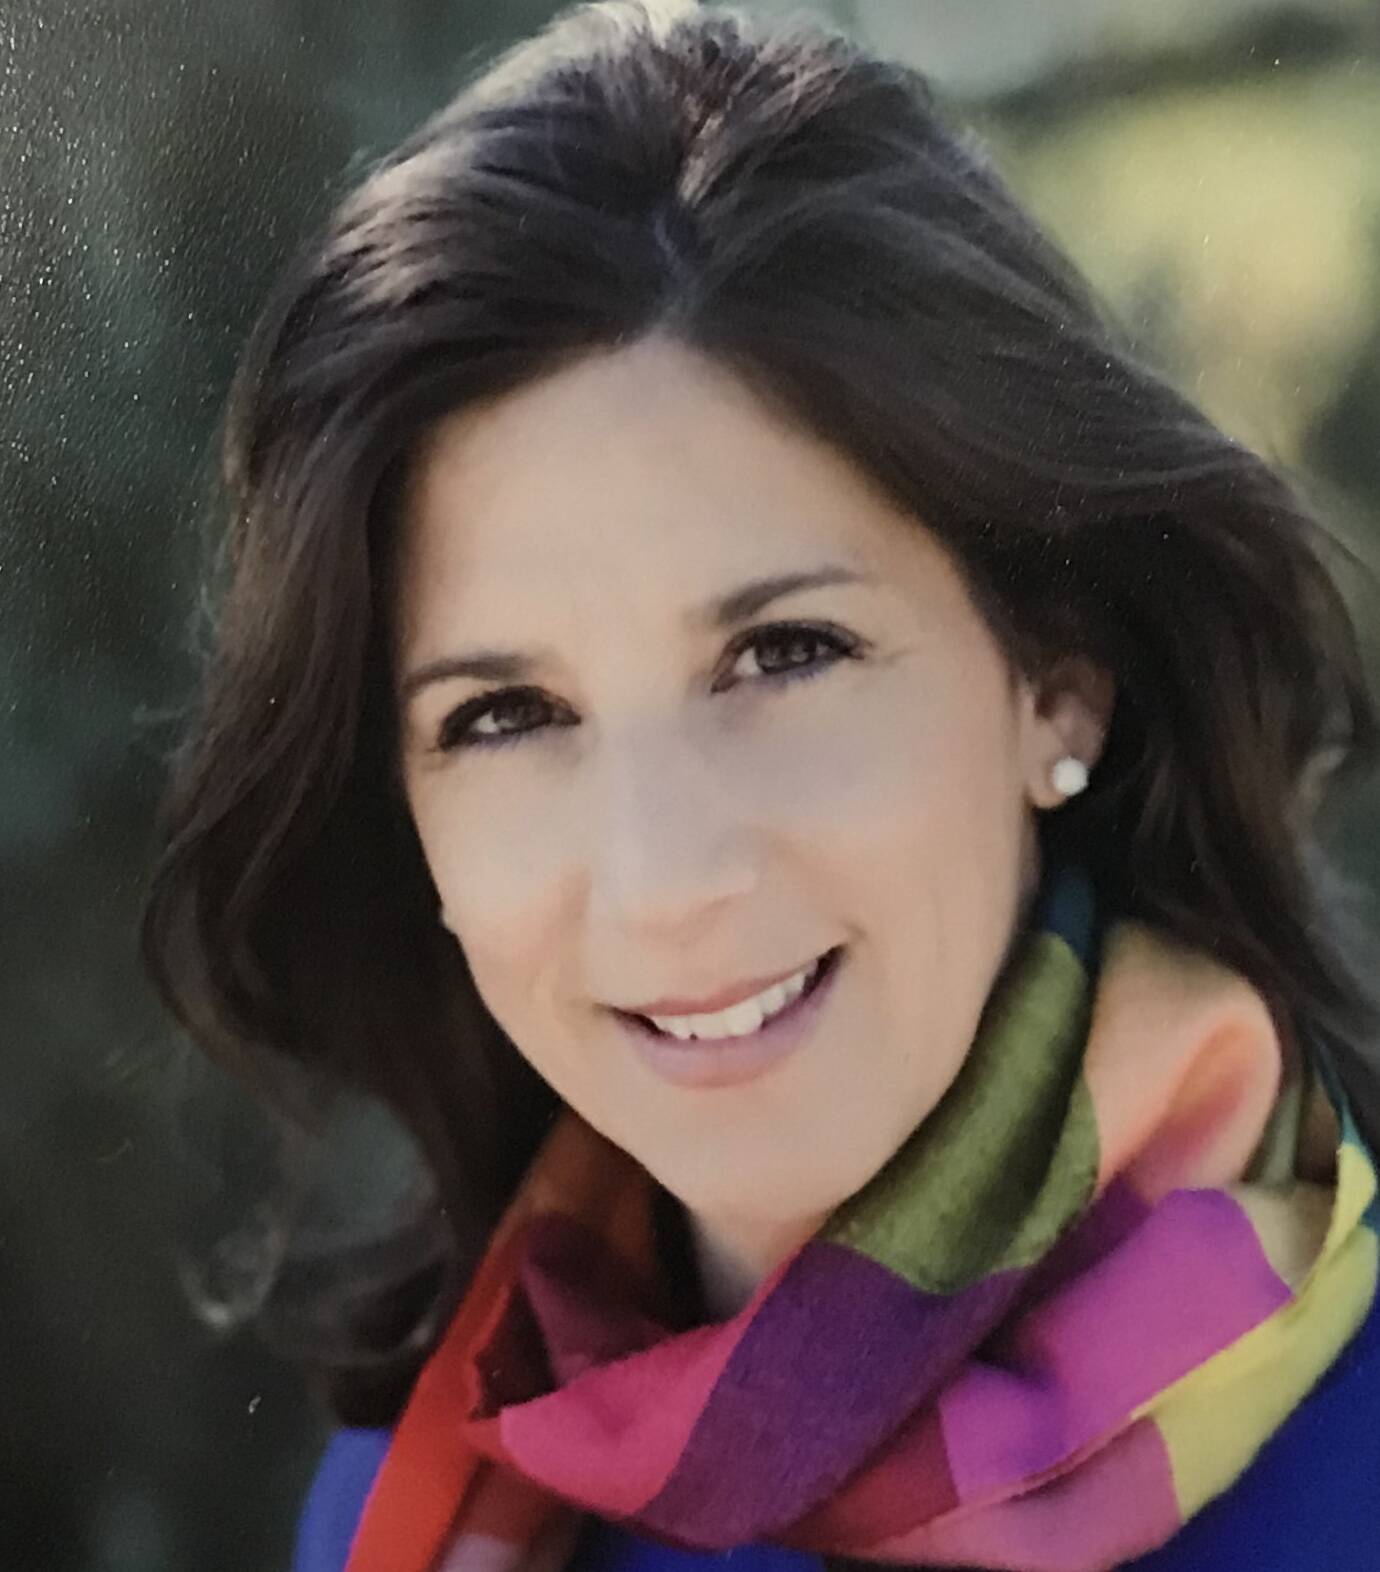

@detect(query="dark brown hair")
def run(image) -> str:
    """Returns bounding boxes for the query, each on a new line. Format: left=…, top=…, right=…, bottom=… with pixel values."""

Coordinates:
left=142, top=0, right=1379, bottom=1423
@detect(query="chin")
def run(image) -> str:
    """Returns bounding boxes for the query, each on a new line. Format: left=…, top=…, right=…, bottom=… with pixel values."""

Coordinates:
left=671, top=1152, right=858, bottom=1229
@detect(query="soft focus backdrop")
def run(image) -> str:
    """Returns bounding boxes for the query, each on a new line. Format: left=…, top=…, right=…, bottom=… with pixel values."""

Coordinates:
left=2, top=1, right=1377, bottom=1567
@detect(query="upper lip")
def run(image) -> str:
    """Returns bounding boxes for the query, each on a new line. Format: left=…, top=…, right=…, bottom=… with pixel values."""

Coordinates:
left=616, top=951, right=831, bottom=1018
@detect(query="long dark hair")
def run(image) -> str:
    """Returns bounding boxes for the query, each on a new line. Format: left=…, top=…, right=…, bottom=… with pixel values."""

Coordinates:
left=142, top=0, right=1379, bottom=1423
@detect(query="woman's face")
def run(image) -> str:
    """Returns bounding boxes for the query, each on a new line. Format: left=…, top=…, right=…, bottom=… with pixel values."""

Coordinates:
left=395, top=337, right=1101, bottom=1283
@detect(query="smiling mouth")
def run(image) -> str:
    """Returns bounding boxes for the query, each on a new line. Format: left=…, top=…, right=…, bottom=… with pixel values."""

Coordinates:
left=624, top=946, right=843, bottom=1041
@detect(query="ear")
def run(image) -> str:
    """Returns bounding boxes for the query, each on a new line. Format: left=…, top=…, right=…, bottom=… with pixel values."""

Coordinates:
left=1020, top=656, right=1116, bottom=810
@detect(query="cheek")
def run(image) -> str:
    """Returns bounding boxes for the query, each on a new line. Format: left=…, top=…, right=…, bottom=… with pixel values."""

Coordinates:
left=749, top=654, right=1024, bottom=875
left=409, top=765, right=569, bottom=922
left=783, top=657, right=1028, bottom=1048
left=405, top=772, right=572, bottom=1037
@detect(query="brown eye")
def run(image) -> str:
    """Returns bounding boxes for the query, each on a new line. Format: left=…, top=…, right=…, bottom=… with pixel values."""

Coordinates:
left=436, top=687, right=562, bottom=752
left=717, top=622, right=862, bottom=690
left=434, top=624, right=863, bottom=754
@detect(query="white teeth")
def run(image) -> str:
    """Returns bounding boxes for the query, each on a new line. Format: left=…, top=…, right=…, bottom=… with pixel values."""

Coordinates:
left=647, top=953, right=825, bottom=1041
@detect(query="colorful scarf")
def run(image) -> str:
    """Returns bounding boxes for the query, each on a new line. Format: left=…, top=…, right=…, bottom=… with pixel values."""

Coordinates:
left=343, top=869, right=1379, bottom=1572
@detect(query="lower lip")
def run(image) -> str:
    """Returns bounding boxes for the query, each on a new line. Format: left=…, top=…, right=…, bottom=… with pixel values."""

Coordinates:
left=617, top=948, right=844, bottom=1089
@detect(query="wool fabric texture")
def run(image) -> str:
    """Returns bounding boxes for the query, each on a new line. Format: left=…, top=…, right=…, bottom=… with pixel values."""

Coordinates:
left=341, top=869, right=1380, bottom=1572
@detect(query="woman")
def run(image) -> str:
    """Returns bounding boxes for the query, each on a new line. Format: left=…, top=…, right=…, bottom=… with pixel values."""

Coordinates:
left=141, top=3, right=1380, bottom=1569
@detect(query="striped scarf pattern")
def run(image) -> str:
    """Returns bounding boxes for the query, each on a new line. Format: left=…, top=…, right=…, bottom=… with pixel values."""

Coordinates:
left=344, top=869, right=1379, bottom=1572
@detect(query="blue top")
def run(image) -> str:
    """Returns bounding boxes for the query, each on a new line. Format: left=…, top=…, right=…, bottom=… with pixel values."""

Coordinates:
left=293, top=1287, right=1380, bottom=1571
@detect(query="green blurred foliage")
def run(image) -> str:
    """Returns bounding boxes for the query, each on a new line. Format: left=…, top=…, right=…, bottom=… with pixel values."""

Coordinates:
left=976, top=48, right=1380, bottom=884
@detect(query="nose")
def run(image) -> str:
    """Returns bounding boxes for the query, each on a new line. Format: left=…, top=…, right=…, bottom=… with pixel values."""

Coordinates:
left=583, top=720, right=760, bottom=938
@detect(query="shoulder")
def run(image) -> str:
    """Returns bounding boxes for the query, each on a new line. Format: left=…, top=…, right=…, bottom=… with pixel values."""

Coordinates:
left=291, top=1427, right=391, bottom=1572
left=290, top=1434, right=826, bottom=1572
left=1123, top=1285, right=1380, bottom=1569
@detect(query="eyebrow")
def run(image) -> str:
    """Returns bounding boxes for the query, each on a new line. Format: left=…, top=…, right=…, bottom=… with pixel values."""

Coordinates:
left=397, top=565, right=868, bottom=704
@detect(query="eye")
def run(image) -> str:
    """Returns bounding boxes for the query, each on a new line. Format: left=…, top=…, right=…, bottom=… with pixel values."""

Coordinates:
left=434, top=687, right=568, bottom=753
left=432, top=621, right=864, bottom=754
left=714, top=620, right=863, bottom=691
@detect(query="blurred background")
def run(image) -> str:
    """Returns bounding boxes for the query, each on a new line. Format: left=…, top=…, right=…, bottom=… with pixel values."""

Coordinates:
left=2, top=0, right=1377, bottom=1566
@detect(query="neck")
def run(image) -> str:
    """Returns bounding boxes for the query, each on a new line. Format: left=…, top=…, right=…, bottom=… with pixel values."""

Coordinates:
left=685, top=1204, right=830, bottom=1320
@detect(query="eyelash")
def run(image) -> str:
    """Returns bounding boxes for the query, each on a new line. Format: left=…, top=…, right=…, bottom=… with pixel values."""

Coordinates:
left=432, top=621, right=864, bottom=754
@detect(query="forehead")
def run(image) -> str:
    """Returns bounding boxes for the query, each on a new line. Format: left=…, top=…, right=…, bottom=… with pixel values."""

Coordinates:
left=393, top=337, right=938, bottom=635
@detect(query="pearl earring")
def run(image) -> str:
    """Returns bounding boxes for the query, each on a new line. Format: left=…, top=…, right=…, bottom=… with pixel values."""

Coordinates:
left=1051, top=756, right=1089, bottom=799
